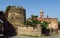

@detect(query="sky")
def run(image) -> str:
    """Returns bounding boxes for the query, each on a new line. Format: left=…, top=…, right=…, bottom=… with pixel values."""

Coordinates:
left=0, top=0, right=60, bottom=21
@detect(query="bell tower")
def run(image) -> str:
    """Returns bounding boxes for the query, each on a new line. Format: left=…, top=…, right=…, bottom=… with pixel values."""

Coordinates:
left=40, top=10, right=44, bottom=18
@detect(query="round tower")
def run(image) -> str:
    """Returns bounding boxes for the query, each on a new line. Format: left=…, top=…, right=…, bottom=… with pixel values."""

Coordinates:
left=40, top=10, right=44, bottom=18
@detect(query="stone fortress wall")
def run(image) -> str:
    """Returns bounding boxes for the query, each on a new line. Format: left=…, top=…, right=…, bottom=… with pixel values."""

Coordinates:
left=4, top=6, right=58, bottom=36
left=6, top=6, right=26, bottom=31
left=17, top=26, right=41, bottom=36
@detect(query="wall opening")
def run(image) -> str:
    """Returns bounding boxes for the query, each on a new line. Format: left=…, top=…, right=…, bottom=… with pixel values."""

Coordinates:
left=0, top=19, right=4, bottom=36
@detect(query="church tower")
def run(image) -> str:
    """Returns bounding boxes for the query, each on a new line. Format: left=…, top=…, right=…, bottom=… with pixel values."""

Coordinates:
left=40, top=10, right=44, bottom=18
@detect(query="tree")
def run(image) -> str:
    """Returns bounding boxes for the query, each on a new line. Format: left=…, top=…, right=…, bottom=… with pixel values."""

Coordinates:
left=23, top=20, right=32, bottom=26
left=31, top=15, right=38, bottom=28
left=39, top=21, right=50, bottom=35
left=41, top=21, right=50, bottom=29
left=23, top=15, right=38, bottom=29
left=6, top=6, right=11, bottom=12
left=58, top=22, right=60, bottom=29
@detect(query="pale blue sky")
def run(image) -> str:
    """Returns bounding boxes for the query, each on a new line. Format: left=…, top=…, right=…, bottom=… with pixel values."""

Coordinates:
left=0, top=0, right=60, bottom=21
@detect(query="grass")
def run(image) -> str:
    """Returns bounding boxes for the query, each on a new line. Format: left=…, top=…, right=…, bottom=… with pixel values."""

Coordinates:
left=17, top=34, right=59, bottom=38
left=19, top=34, right=40, bottom=37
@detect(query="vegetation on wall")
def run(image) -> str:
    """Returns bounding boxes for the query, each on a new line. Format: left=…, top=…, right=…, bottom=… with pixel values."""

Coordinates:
left=39, top=21, right=50, bottom=35
left=40, top=21, right=50, bottom=30
left=23, top=15, right=38, bottom=29
left=24, top=15, right=50, bottom=29
left=6, top=6, right=11, bottom=12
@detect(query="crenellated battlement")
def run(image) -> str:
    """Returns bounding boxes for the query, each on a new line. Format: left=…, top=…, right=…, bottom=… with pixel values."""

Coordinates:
left=10, top=6, right=25, bottom=10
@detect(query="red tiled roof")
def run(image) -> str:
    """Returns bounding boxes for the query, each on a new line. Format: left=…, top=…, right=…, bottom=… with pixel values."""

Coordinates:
left=37, top=18, right=43, bottom=21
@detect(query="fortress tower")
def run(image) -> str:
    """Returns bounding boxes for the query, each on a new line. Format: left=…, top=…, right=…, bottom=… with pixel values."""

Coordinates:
left=6, top=6, right=26, bottom=28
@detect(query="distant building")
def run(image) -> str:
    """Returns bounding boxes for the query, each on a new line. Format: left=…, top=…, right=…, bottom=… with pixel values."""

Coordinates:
left=27, top=10, right=58, bottom=30
left=38, top=10, right=58, bottom=29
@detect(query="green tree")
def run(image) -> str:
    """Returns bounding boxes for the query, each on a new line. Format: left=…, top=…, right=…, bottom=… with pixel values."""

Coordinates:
left=6, top=6, right=11, bottom=12
left=58, top=22, right=60, bottom=29
left=40, top=21, right=50, bottom=29
left=38, top=21, right=50, bottom=35
left=31, top=15, right=38, bottom=28
left=24, top=15, right=38, bottom=29
left=23, top=20, right=32, bottom=26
